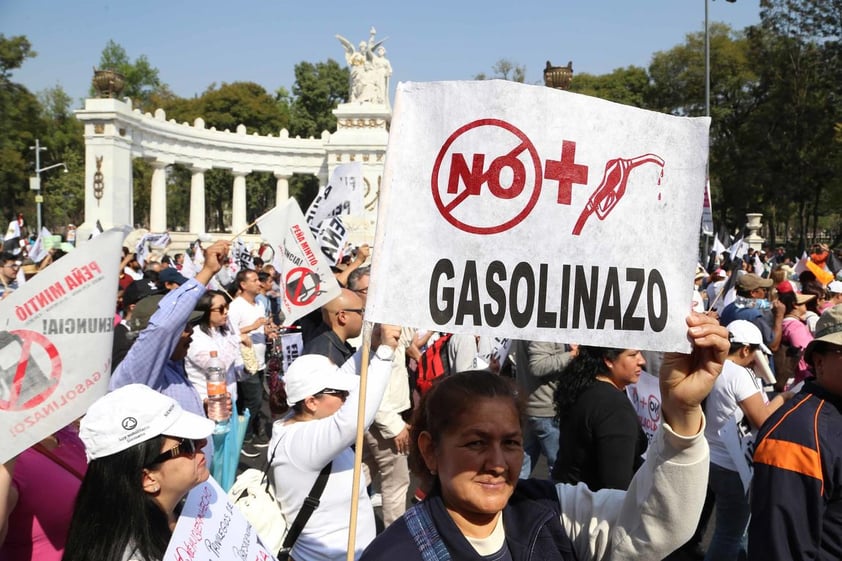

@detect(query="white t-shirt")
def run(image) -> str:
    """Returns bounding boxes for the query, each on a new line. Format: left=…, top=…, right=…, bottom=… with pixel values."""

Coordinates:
left=228, top=297, right=266, bottom=371
left=184, top=324, right=241, bottom=401
left=704, top=359, right=766, bottom=470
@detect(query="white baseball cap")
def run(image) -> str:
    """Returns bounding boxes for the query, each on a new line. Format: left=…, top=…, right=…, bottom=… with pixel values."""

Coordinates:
left=284, top=354, right=357, bottom=406
left=727, top=320, right=772, bottom=355
left=80, top=384, right=214, bottom=461
left=828, top=280, right=842, bottom=295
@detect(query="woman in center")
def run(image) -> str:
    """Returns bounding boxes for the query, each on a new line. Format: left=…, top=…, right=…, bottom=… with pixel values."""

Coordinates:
left=361, top=313, right=726, bottom=561
left=551, top=347, right=649, bottom=490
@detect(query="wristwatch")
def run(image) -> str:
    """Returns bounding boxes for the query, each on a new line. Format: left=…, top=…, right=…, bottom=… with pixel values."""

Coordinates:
left=374, top=345, right=395, bottom=362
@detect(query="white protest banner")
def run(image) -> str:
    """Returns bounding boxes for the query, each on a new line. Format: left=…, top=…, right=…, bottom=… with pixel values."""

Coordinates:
left=164, top=476, right=276, bottom=561
left=701, top=179, right=714, bottom=236
left=316, top=216, right=350, bottom=267
left=366, top=81, right=709, bottom=352
left=0, top=228, right=126, bottom=463
left=28, top=227, right=52, bottom=263
left=304, top=162, right=365, bottom=235
left=257, top=199, right=342, bottom=325
left=280, top=331, right=303, bottom=372
left=626, top=370, right=662, bottom=449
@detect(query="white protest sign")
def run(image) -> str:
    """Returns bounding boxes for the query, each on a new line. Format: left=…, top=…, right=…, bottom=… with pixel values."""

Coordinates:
left=367, top=81, right=709, bottom=352
left=257, top=199, right=342, bottom=325
left=280, top=331, right=303, bottom=372
left=305, top=162, right=365, bottom=235
left=164, top=476, right=277, bottom=561
left=626, top=370, right=662, bottom=450
left=718, top=416, right=756, bottom=494
left=0, top=229, right=125, bottom=463
left=316, top=216, right=350, bottom=267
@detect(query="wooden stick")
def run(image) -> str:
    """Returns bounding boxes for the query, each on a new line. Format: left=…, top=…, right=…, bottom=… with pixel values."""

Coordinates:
left=346, top=322, right=373, bottom=561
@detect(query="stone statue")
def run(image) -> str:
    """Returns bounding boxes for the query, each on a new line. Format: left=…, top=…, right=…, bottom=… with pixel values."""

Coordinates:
left=336, top=27, right=391, bottom=105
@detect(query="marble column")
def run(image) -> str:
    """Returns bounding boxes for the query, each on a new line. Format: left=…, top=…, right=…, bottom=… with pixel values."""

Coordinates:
left=231, top=170, right=249, bottom=234
left=149, top=161, right=168, bottom=232
left=189, top=166, right=209, bottom=234
left=274, top=173, right=290, bottom=206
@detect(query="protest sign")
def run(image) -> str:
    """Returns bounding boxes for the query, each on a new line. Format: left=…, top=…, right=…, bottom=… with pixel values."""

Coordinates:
left=280, top=331, right=303, bottom=373
left=367, top=80, right=709, bottom=352
left=626, top=370, right=662, bottom=448
left=702, top=179, right=714, bottom=236
left=257, top=199, right=341, bottom=325
left=316, top=216, right=350, bottom=267
left=164, top=476, right=277, bottom=561
left=305, top=162, right=365, bottom=235
left=0, top=229, right=125, bottom=463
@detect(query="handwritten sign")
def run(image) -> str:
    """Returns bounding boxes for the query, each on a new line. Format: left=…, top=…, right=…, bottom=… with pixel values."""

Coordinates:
left=165, top=476, right=276, bottom=561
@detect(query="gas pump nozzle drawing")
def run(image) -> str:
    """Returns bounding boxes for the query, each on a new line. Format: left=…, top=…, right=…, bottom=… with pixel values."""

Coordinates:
left=572, top=154, right=665, bottom=235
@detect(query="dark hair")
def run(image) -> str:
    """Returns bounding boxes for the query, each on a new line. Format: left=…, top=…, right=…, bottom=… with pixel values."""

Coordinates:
left=408, top=371, right=523, bottom=486
left=195, top=289, right=231, bottom=336
left=553, top=346, right=623, bottom=422
left=257, top=271, right=271, bottom=283
left=0, top=252, right=15, bottom=265
left=802, top=281, right=825, bottom=314
left=252, top=257, right=264, bottom=269
left=728, top=341, right=757, bottom=355
left=234, top=268, right=256, bottom=292
left=347, top=266, right=370, bottom=291
left=63, top=436, right=170, bottom=561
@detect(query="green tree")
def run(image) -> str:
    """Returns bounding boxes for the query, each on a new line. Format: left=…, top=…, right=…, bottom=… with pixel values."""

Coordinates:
left=94, top=40, right=165, bottom=111
left=284, top=59, right=349, bottom=138
left=475, top=58, right=526, bottom=82
left=568, top=66, right=651, bottom=107
left=0, top=34, right=43, bottom=226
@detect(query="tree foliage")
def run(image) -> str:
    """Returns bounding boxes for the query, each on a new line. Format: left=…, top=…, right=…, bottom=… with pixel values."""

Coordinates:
left=568, top=66, right=651, bottom=107
left=94, top=40, right=165, bottom=111
left=475, top=58, right=527, bottom=82
left=283, top=59, right=349, bottom=138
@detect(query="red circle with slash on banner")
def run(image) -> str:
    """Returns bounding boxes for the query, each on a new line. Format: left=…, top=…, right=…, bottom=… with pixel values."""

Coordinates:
left=431, top=118, right=542, bottom=235
left=284, top=267, right=321, bottom=307
left=0, top=329, right=62, bottom=411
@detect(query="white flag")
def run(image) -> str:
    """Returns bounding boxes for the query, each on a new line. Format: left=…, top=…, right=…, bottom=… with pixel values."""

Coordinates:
left=257, top=200, right=342, bottom=325
left=712, top=235, right=726, bottom=256
left=366, top=81, right=709, bottom=353
left=729, top=237, right=748, bottom=260
left=701, top=179, right=714, bottom=236
left=304, top=162, right=365, bottom=235
left=0, top=228, right=126, bottom=463
left=316, top=216, right=350, bottom=267
left=28, top=227, right=52, bottom=263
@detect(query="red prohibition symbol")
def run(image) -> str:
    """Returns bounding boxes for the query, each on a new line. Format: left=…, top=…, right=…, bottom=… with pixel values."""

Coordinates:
left=431, top=119, right=543, bottom=235
left=284, top=267, right=321, bottom=307
left=0, top=329, right=62, bottom=411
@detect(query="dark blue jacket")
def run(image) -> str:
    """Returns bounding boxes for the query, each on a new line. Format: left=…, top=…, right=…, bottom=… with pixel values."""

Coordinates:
left=361, top=479, right=578, bottom=561
left=749, top=381, right=842, bottom=560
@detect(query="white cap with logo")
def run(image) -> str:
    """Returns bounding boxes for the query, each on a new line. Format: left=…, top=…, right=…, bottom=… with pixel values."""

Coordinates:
left=284, top=354, right=358, bottom=406
left=79, top=384, right=214, bottom=461
left=727, top=320, right=772, bottom=355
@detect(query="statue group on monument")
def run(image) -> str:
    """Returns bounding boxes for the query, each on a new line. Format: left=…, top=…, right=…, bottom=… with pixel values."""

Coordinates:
left=336, top=27, right=392, bottom=106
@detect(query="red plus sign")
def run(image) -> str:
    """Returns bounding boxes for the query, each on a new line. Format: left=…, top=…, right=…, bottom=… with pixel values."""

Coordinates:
left=544, top=140, right=589, bottom=205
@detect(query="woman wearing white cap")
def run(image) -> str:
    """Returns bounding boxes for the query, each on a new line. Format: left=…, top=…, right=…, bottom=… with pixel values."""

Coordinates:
left=62, top=384, right=215, bottom=561
left=702, top=320, right=795, bottom=561
left=269, top=325, right=400, bottom=561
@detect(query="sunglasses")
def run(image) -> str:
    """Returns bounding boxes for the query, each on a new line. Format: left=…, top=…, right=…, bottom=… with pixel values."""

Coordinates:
left=210, top=305, right=229, bottom=313
left=339, top=308, right=365, bottom=315
left=145, top=438, right=201, bottom=467
left=316, top=388, right=349, bottom=399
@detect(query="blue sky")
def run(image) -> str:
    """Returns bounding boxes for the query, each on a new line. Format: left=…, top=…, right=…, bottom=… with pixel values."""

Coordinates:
left=2, top=0, right=761, bottom=107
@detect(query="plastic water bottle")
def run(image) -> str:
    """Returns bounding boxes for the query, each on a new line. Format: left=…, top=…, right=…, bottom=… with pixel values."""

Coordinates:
left=206, top=350, right=230, bottom=434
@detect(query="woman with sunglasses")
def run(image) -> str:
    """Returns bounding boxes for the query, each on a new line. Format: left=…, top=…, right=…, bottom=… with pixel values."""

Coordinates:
left=185, top=290, right=240, bottom=404
left=62, top=384, right=215, bottom=561
left=269, top=324, right=400, bottom=561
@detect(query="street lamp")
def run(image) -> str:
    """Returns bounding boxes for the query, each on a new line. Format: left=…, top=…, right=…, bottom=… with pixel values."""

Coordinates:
left=29, top=138, right=68, bottom=232
left=706, top=0, right=738, bottom=116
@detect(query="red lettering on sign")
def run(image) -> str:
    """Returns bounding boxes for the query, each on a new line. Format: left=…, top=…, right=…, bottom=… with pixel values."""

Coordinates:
left=544, top=140, right=589, bottom=205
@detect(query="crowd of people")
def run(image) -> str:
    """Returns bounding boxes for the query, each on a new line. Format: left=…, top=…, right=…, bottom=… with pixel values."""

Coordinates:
left=2, top=224, right=842, bottom=561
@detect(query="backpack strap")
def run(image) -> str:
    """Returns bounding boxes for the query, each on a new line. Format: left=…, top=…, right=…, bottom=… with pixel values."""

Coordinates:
left=403, top=502, right=451, bottom=561
left=277, top=461, right=333, bottom=557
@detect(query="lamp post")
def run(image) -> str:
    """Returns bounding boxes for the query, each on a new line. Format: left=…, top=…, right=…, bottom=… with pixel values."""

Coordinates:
left=706, top=0, right=737, bottom=116
left=29, top=139, right=68, bottom=232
